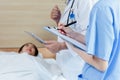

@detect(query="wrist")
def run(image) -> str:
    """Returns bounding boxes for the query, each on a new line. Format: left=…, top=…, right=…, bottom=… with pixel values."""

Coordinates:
left=69, top=31, right=78, bottom=39
left=59, top=42, right=67, bottom=51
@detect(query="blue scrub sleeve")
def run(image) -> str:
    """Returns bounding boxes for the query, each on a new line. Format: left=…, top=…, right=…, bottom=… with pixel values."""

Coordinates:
left=86, top=6, right=114, bottom=61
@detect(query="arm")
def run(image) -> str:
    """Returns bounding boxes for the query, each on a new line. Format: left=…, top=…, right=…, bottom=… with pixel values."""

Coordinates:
left=58, top=25, right=108, bottom=72
left=71, top=45, right=108, bottom=72
left=58, top=25, right=86, bottom=45
left=67, top=31, right=86, bottom=45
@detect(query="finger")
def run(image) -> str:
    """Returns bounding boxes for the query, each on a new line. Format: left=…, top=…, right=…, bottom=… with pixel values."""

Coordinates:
left=44, top=41, right=52, bottom=44
left=58, top=23, right=64, bottom=28
left=54, top=5, right=59, bottom=10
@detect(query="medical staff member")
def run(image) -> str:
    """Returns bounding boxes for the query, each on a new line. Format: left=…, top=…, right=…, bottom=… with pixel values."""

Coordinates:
left=44, top=0, right=98, bottom=80
left=58, top=0, right=120, bottom=80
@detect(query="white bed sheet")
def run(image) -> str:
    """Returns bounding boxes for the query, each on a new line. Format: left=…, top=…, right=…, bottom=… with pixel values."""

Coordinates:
left=0, top=51, right=66, bottom=80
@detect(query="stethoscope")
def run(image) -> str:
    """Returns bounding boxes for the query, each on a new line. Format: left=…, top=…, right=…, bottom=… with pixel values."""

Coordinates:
left=66, top=0, right=76, bottom=25
left=66, top=0, right=87, bottom=32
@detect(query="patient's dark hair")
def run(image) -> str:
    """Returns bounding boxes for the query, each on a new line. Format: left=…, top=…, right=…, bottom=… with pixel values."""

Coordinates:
left=18, top=42, right=38, bottom=56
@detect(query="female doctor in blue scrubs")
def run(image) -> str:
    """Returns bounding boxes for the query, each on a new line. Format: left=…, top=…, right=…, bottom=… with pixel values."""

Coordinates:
left=58, top=0, right=120, bottom=80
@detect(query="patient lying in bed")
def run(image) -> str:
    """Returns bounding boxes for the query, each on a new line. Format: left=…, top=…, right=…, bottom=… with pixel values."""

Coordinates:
left=0, top=43, right=66, bottom=80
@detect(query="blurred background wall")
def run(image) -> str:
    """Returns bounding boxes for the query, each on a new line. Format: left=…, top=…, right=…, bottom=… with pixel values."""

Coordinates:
left=0, top=0, right=65, bottom=48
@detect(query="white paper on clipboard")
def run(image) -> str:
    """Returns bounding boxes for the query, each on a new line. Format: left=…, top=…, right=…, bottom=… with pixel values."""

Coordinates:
left=44, top=26, right=86, bottom=51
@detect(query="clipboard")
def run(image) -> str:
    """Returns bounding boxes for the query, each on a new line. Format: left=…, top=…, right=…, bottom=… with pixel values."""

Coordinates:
left=24, top=31, right=45, bottom=44
left=44, top=26, right=86, bottom=51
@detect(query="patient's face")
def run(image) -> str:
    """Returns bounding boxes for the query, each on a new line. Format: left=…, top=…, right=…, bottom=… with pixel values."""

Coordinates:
left=21, top=43, right=36, bottom=56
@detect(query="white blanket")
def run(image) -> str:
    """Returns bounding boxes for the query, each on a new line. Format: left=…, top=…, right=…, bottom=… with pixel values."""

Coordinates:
left=0, top=52, right=66, bottom=80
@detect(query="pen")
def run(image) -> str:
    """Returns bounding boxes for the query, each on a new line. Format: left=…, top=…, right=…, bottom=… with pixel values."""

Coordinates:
left=65, top=21, right=77, bottom=27
left=57, top=28, right=66, bottom=34
left=57, top=21, right=77, bottom=34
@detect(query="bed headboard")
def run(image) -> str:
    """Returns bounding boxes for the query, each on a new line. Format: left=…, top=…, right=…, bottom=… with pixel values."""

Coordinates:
left=0, top=48, right=56, bottom=59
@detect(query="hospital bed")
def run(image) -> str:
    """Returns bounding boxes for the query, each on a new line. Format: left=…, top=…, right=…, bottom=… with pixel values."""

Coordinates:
left=0, top=48, right=66, bottom=80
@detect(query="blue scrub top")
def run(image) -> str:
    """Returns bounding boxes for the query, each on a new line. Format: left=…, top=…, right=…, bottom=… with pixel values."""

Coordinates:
left=79, top=0, right=120, bottom=80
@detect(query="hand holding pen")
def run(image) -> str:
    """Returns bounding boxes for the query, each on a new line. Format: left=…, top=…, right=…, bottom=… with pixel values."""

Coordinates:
left=57, top=21, right=76, bottom=35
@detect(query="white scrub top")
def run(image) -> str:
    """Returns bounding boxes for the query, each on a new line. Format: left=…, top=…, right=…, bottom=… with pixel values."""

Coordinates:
left=56, top=0, right=98, bottom=80
left=78, top=0, right=120, bottom=80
